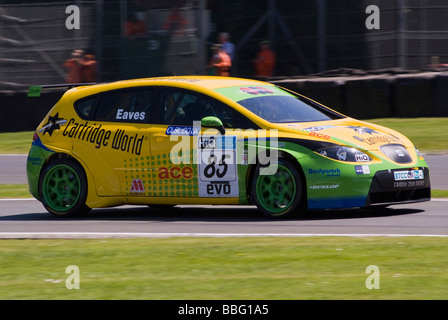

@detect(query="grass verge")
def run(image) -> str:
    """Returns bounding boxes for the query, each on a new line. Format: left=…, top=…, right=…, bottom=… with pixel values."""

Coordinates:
left=367, top=117, right=448, bottom=153
left=0, top=237, right=447, bottom=300
left=0, top=184, right=31, bottom=198
left=0, top=131, right=33, bottom=154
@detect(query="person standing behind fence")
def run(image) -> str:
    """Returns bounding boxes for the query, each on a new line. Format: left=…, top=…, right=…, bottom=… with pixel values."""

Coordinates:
left=208, top=44, right=231, bottom=76
left=253, top=40, right=276, bottom=78
left=125, top=13, right=147, bottom=38
left=164, top=6, right=188, bottom=35
left=63, top=49, right=84, bottom=83
left=82, top=54, right=97, bottom=83
left=218, top=32, right=235, bottom=75
left=218, top=32, right=235, bottom=62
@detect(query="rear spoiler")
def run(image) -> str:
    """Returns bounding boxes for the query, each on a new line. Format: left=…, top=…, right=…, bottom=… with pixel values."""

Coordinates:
left=28, top=83, right=96, bottom=97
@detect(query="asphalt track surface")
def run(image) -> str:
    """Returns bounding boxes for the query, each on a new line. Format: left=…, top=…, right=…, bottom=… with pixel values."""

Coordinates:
left=0, top=154, right=447, bottom=238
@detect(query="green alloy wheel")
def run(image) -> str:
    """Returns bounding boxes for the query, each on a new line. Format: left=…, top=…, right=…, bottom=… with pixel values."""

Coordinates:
left=251, top=159, right=304, bottom=218
left=39, top=159, right=90, bottom=217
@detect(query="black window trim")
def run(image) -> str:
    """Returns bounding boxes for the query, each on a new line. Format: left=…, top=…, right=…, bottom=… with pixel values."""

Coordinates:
left=152, top=85, right=260, bottom=129
left=74, top=86, right=158, bottom=124
left=73, top=94, right=99, bottom=120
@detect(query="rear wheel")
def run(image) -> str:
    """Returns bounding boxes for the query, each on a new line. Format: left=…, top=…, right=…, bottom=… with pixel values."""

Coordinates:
left=39, top=159, right=90, bottom=217
left=251, top=159, right=305, bottom=218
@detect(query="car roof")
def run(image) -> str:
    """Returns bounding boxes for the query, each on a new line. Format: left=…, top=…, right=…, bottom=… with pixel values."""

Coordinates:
left=67, top=76, right=271, bottom=100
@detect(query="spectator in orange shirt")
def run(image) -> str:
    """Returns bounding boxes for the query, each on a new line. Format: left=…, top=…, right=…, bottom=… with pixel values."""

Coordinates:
left=208, top=44, right=231, bottom=76
left=82, top=54, right=97, bottom=83
left=125, top=13, right=147, bottom=38
left=253, top=41, right=276, bottom=78
left=163, top=7, right=188, bottom=35
left=63, top=49, right=84, bottom=83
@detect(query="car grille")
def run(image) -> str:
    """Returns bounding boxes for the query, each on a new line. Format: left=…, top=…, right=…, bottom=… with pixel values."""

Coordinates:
left=380, top=144, right=412, bottom=164
left=370, top=188, right=431, bottom=205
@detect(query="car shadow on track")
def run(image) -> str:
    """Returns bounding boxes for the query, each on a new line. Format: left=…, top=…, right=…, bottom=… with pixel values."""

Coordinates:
left=1, top=205, right=425, bottom=222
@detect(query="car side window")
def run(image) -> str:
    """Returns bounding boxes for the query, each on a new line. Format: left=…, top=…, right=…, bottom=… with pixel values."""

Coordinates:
left=74, top=96, right=96, bottom=119
left=94, top=88, right=154, bottom=123
left=159, top=87, right=258, bottom=129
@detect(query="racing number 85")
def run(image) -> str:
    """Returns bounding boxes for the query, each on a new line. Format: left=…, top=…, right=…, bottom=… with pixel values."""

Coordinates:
left=204, top=150, right=229, bottom=179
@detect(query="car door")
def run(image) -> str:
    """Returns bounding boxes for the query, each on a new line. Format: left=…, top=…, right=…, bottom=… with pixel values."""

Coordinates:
left=71, top=87, right=155, bottom=196
left=148, top=86, right=258, bottom=200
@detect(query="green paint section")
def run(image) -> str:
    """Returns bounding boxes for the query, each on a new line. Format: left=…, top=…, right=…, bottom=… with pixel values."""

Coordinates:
left=213, top=85, right=291, bottom=102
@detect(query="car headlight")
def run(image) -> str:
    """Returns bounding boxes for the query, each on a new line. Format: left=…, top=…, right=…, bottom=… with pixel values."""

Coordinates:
left=317, top=146, right=372, bottom=162
left=416, top=148, right=425, bottom=160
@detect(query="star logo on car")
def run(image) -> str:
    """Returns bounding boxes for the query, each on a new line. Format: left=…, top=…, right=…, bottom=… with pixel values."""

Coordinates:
left=39, top=112, right=67, bottom=136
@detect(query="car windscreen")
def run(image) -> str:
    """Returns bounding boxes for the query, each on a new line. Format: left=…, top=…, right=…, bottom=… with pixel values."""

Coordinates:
left=214, top=85, right=344, bottom=123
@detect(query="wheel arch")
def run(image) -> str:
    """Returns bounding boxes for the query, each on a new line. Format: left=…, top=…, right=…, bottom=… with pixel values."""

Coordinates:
left=39, top=152, right=96, bottom=205
left=245, top=150, right=308, bottom=207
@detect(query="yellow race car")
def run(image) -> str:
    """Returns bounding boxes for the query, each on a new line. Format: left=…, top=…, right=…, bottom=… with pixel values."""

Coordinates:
left=27, top=76, right=430, bottom=218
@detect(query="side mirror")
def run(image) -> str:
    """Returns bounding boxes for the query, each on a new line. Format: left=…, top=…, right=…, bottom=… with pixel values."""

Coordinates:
left=201, top=116, right=225, bottom=135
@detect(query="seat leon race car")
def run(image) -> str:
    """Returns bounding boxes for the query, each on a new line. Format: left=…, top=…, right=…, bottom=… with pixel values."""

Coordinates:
left=27, top=76, right=431, bottom=218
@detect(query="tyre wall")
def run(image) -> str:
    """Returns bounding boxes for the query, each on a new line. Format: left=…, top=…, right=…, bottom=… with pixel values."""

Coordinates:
left=1, top=72, right=448, bottom=133
left=0, top=90, right=65, bottom=133
left=272, top=71, right=448, bottom=120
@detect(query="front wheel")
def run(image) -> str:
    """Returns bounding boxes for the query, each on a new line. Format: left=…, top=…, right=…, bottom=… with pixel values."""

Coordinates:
left=251, top=159, right=305, bottom=218
left=39, top=158, right=90, bottom=217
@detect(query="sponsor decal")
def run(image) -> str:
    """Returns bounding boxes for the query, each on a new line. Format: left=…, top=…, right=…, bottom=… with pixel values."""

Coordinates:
left=240, top=86, right=274, bottom=95
left=353, top=135, right=401, bottom=146
left=157, top=166, right=194, bottom=180
left=355, top=153, right=370, bottom=162
left=308, top=131, right=331, bottom=140
left=394, top=170, right=424, bottom=181
left=27, top=156, right=42, bottom=166
left=165, top=126, right=200, bottom=136
left=62, top=118, right=144, bottom=155
left=393, top=180, right=425, bottom=188
left=198, top=135, right=238, bottom=197
left=130, top=179, right=145, bottom=193
left=309, top=184, right=340, bottom=190
left=241, top=151, right=248, bottom=165
left=303, top=126, right=325, bottom=132
left=355, top=165, right=370, bottom=175
left=111, top=129, right=144, bottom=155
left=308, top=168, right=341, bottom=177
left=347, top=126, right=379, bottom=135
left=303, top=125, right=336, bottom=132
left=39, top=112, right=67, bottom=136
left=116, top=109, right=145, bottom=121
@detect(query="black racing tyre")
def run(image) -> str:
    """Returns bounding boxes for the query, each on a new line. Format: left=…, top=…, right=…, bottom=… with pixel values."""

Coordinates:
left=39, top=158, right=91, bottom=217
left=251, top=158, right=305, bottom=219
left=147, top=204, right=176, bottom=209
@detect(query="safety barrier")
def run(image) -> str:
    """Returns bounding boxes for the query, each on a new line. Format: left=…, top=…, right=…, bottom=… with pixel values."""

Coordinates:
left=1, top=71, right=448, bottom=133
